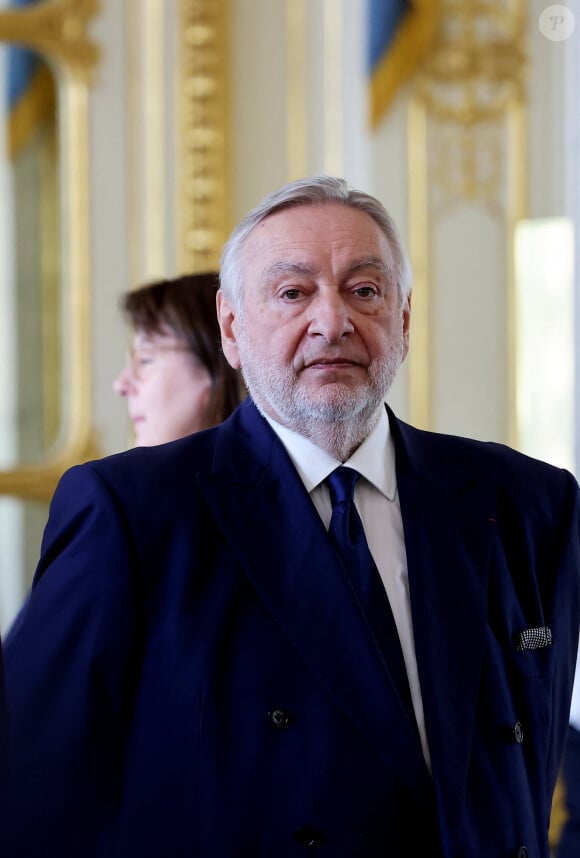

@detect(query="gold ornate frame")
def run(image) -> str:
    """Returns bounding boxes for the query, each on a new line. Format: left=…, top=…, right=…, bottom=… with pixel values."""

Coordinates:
left=0, top=0, right=101, bottom=501
left=178, top=0, right=229, bottom=272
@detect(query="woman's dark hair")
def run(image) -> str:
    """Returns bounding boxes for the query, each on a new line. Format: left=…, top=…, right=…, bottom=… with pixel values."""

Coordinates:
left=120, top=272, right=244, bottom=422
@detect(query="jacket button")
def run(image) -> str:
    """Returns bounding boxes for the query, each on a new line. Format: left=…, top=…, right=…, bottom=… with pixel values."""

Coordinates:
left=517, top=847, right=528, bottom=858
left=513, top=721, right=524, bottom=743
left=267, top=708, right=294, bottom=729
left=295, top=826, right=325, bottom=848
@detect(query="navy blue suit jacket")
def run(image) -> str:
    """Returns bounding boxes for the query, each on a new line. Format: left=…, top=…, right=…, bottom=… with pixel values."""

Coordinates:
left=0, top=639, right=8, bottom=790
left=4, top=399, right=580, bottom=857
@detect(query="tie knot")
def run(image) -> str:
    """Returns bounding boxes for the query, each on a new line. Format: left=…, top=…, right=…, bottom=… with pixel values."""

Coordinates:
left=327, top=466, right=360, bottom=508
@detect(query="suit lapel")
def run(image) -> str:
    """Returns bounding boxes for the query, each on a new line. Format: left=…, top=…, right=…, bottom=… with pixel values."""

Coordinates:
left=391, top=412, right=497, bottom=842
left=197, top=401, right=430, bottom=794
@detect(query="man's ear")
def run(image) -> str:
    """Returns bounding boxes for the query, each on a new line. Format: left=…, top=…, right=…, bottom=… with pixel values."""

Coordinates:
left=216, top=289, right=241, bottom=369
left=402, top=291, right=411, bottom=360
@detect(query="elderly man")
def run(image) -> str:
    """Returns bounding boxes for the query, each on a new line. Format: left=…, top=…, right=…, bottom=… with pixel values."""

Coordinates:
left=4, top=176, right=579, bottom=858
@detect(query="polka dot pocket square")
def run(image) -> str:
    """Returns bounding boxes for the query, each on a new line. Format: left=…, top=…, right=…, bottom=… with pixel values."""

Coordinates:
left=515, top=626, right=553, bottom=651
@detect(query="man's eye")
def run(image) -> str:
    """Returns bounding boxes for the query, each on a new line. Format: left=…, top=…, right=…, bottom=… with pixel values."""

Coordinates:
left=354, top=286, right=376, bottom=298
left=283, top=289, right=301, bottom=300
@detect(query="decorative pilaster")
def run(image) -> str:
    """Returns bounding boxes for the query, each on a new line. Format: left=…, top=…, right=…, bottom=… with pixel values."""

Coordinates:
left=407, top=1, right=527, bottom=440
left=178, top=0, right=229, bottom=272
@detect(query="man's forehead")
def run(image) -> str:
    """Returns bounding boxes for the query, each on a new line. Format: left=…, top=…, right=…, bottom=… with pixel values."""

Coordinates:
left=244, top=203, right=391, bottom=257
left=241, top=217, right=392, bottom=288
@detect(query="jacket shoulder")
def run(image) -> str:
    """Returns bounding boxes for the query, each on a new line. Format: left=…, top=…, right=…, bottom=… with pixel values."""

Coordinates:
left=392, top=414, right=578, bottom=499
left=60, top=424, right=221, bottom=501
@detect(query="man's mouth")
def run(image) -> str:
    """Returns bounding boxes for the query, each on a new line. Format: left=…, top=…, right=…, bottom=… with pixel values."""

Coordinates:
left=304, top=358, right=360, bottom=368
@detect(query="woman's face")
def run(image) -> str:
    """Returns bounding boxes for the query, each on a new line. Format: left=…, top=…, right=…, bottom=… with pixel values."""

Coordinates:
left=113, top=326, right=214, bottom=446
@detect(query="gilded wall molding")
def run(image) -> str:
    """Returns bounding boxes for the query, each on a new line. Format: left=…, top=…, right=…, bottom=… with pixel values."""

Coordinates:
left=178, top=0, right=229, bottom=272
left=407, top=0, right=527, bottom=440
left=322, top=0, right=343, bottom=176
left=286, top=0, right=344, bottom=182
left=125, top=0, right=168, bottom=284
left=286, top=0, right=307, bottom=180
left=0, top=0, right=100, bottom=81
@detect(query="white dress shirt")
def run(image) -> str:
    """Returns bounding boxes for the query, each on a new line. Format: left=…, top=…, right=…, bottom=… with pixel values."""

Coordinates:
left=264, top=406, right=431, bottom=767
left=569, top=646, right=580, bottom=730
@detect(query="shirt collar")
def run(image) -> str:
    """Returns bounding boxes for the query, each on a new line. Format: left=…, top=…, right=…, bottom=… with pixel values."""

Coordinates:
left=263, top=404, right=397, bottom=501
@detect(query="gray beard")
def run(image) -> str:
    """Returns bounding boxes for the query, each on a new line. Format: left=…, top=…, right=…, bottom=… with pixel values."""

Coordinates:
left=236, top=330, right=405, bottom=461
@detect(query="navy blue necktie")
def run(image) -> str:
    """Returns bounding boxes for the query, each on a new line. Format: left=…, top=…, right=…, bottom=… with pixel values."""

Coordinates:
left=327, top=466, right=414, bottom=715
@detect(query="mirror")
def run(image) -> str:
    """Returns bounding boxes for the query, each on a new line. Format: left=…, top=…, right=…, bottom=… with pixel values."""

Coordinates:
left=0, top=42, right=60, bottom=468
left=0, top=0, right=100, bottom=501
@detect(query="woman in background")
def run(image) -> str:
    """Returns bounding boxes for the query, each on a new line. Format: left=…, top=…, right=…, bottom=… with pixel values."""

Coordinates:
left=114, top=272, right=243, bottom=446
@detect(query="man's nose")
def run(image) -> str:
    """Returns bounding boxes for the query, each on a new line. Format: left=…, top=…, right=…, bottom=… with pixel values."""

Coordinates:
left=307, top=292, right=354, bottom=343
